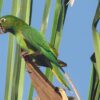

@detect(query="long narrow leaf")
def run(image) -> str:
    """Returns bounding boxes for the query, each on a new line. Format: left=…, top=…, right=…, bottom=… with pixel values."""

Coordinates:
left=54, top=0, right=69, bottom=49
left=17, top=0, right=33, bottom=99
left=10, top=0, right=33, bottom=99
left=88, top=53, right=100, bottom=100
left=50, top=0, right=61, bottom=47
left=0, top=0, right=3, bottom=16
left=88, top=1, right=100, bottom=99
left=28, top=83, right=34, bottom=100
left=10, top=0, right=31, bottom=99
left=27, top=0, right=35, bottom=100
left=4, top=32, right=15, bottom=100
left=92, top=0, right=100, bottom=81
left=45, top=0, right=62, bottom=82
left=23, top=0, right=35, bottom=99
left=11, top=44, right=21, bottom=100
left=45, top=0, right=69, bottom=82
left=40, top=0, right=51, bottom=34
left=4, top=0, right=20, bottom=100
left=38, top=0, right=53, bottom=82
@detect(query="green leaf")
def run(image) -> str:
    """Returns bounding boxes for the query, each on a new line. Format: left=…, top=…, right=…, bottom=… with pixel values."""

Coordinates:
left=45, top=0, right=61, bottom=82
left=88, top=62, right=99, bottom=100
left=10, top=0, right=33, bottom=100
left=4, top=0, right=21, bottom=100
left=4, top=36, right=15, bottom=100
left=92, top=0, right=100, bottom=81
left=40, top=0, right=51, bottom=34
left=11, top=44, right=21, bottom=100
left=18, top=0, right=34, bottom=99
left=18, top=0, right=33, bottom=100
left=0, top=0, right=3, bottom=16
left=28, top=82, right=34, bottom=100
left=45, top=0, right=69, bottom=82
left=88, top=1, right=100, bottom=99
left=50, top=0, right=61, bottom=47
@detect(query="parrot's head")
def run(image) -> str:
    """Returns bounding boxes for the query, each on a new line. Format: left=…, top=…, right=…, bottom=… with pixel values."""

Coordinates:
left=0, top=17, right=7, bottom=33
left=0, top=15, right=23, bottom=34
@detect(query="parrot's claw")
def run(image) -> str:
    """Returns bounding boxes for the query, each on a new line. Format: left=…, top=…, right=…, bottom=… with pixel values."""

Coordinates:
left=20, top=51, right=29, bottom=57
left=33, top=51, right=41, bottom=57
left=21, top=51, right=41, bottom=58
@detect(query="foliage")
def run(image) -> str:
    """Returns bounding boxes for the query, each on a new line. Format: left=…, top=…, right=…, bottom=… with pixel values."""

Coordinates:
left=88, top=1, right=100, bottom=100
left=3, top=0, right=100, bottom=99
left=0, top=0, right=71, bottom=100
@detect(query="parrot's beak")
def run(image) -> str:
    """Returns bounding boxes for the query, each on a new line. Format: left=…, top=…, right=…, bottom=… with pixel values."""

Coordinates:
left=0, top=20, right=6, bottom=34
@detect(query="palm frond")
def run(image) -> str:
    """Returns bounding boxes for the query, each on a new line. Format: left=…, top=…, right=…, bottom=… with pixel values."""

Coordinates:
left=0, top=0, right=3, bottom=16
left=18, top=0, right=33, bottom=99
left=45, top=0, right=69, bottom=82
left=4, top=0, right=21, bottom=100
left=10, top=0, right=33, bottom=99
left=40, top=0, right=51, bottom=34
left=88, top=54, right=100, bottom=100
left=88, top=1, right=100, bottom=100
left=28, top=83, right=34, bottom=100
left=92, top=0, right=100, bottom=81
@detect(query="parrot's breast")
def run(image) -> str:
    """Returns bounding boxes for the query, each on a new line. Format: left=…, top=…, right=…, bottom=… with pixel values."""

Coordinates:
left=16, top=32, right=31, bottom=52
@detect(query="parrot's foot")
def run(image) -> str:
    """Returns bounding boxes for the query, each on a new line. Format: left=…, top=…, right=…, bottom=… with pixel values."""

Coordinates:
left=21, top=51, right=41, bottom=58
left=33, top=51, right=41, bottom=57
left=31, top=60, right=38, bottom=67
left=32, top=59, right=39, bottom=67
left=20, top=51, right=29, bottom=57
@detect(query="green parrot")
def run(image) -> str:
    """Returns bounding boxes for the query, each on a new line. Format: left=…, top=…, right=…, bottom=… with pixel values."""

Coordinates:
left=0, top=15, right=70, bottom=90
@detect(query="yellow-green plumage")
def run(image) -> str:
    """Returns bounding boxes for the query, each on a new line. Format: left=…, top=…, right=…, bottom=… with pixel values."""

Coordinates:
left=0, top=15, right=70, bottom=90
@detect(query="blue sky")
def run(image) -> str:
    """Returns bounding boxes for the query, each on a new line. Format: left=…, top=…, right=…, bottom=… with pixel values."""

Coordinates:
left=0, top=0, right=98, bottom=100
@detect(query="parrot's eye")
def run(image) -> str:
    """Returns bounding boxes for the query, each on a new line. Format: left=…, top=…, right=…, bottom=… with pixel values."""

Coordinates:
left=0, top=18, right=6, bottom=23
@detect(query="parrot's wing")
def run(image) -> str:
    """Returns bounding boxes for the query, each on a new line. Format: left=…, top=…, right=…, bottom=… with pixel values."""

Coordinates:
left=21, top=26, right=71, bottom=90
left=23, top=27, right=52, bottom=52
left=22, top=27, right=57, bottom=64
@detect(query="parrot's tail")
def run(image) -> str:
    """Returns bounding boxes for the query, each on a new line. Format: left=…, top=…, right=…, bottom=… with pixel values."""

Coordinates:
left=59, top=66, right=81, bottom=100
left=51, top=63, right=71, bottom=90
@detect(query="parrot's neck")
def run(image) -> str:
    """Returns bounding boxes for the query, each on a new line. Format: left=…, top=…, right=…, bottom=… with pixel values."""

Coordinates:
left=7, top=19, right=29, bottom=35
left=8, top=24, right=22, bottom=35
left=8, top=28, right=15, bottom=34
